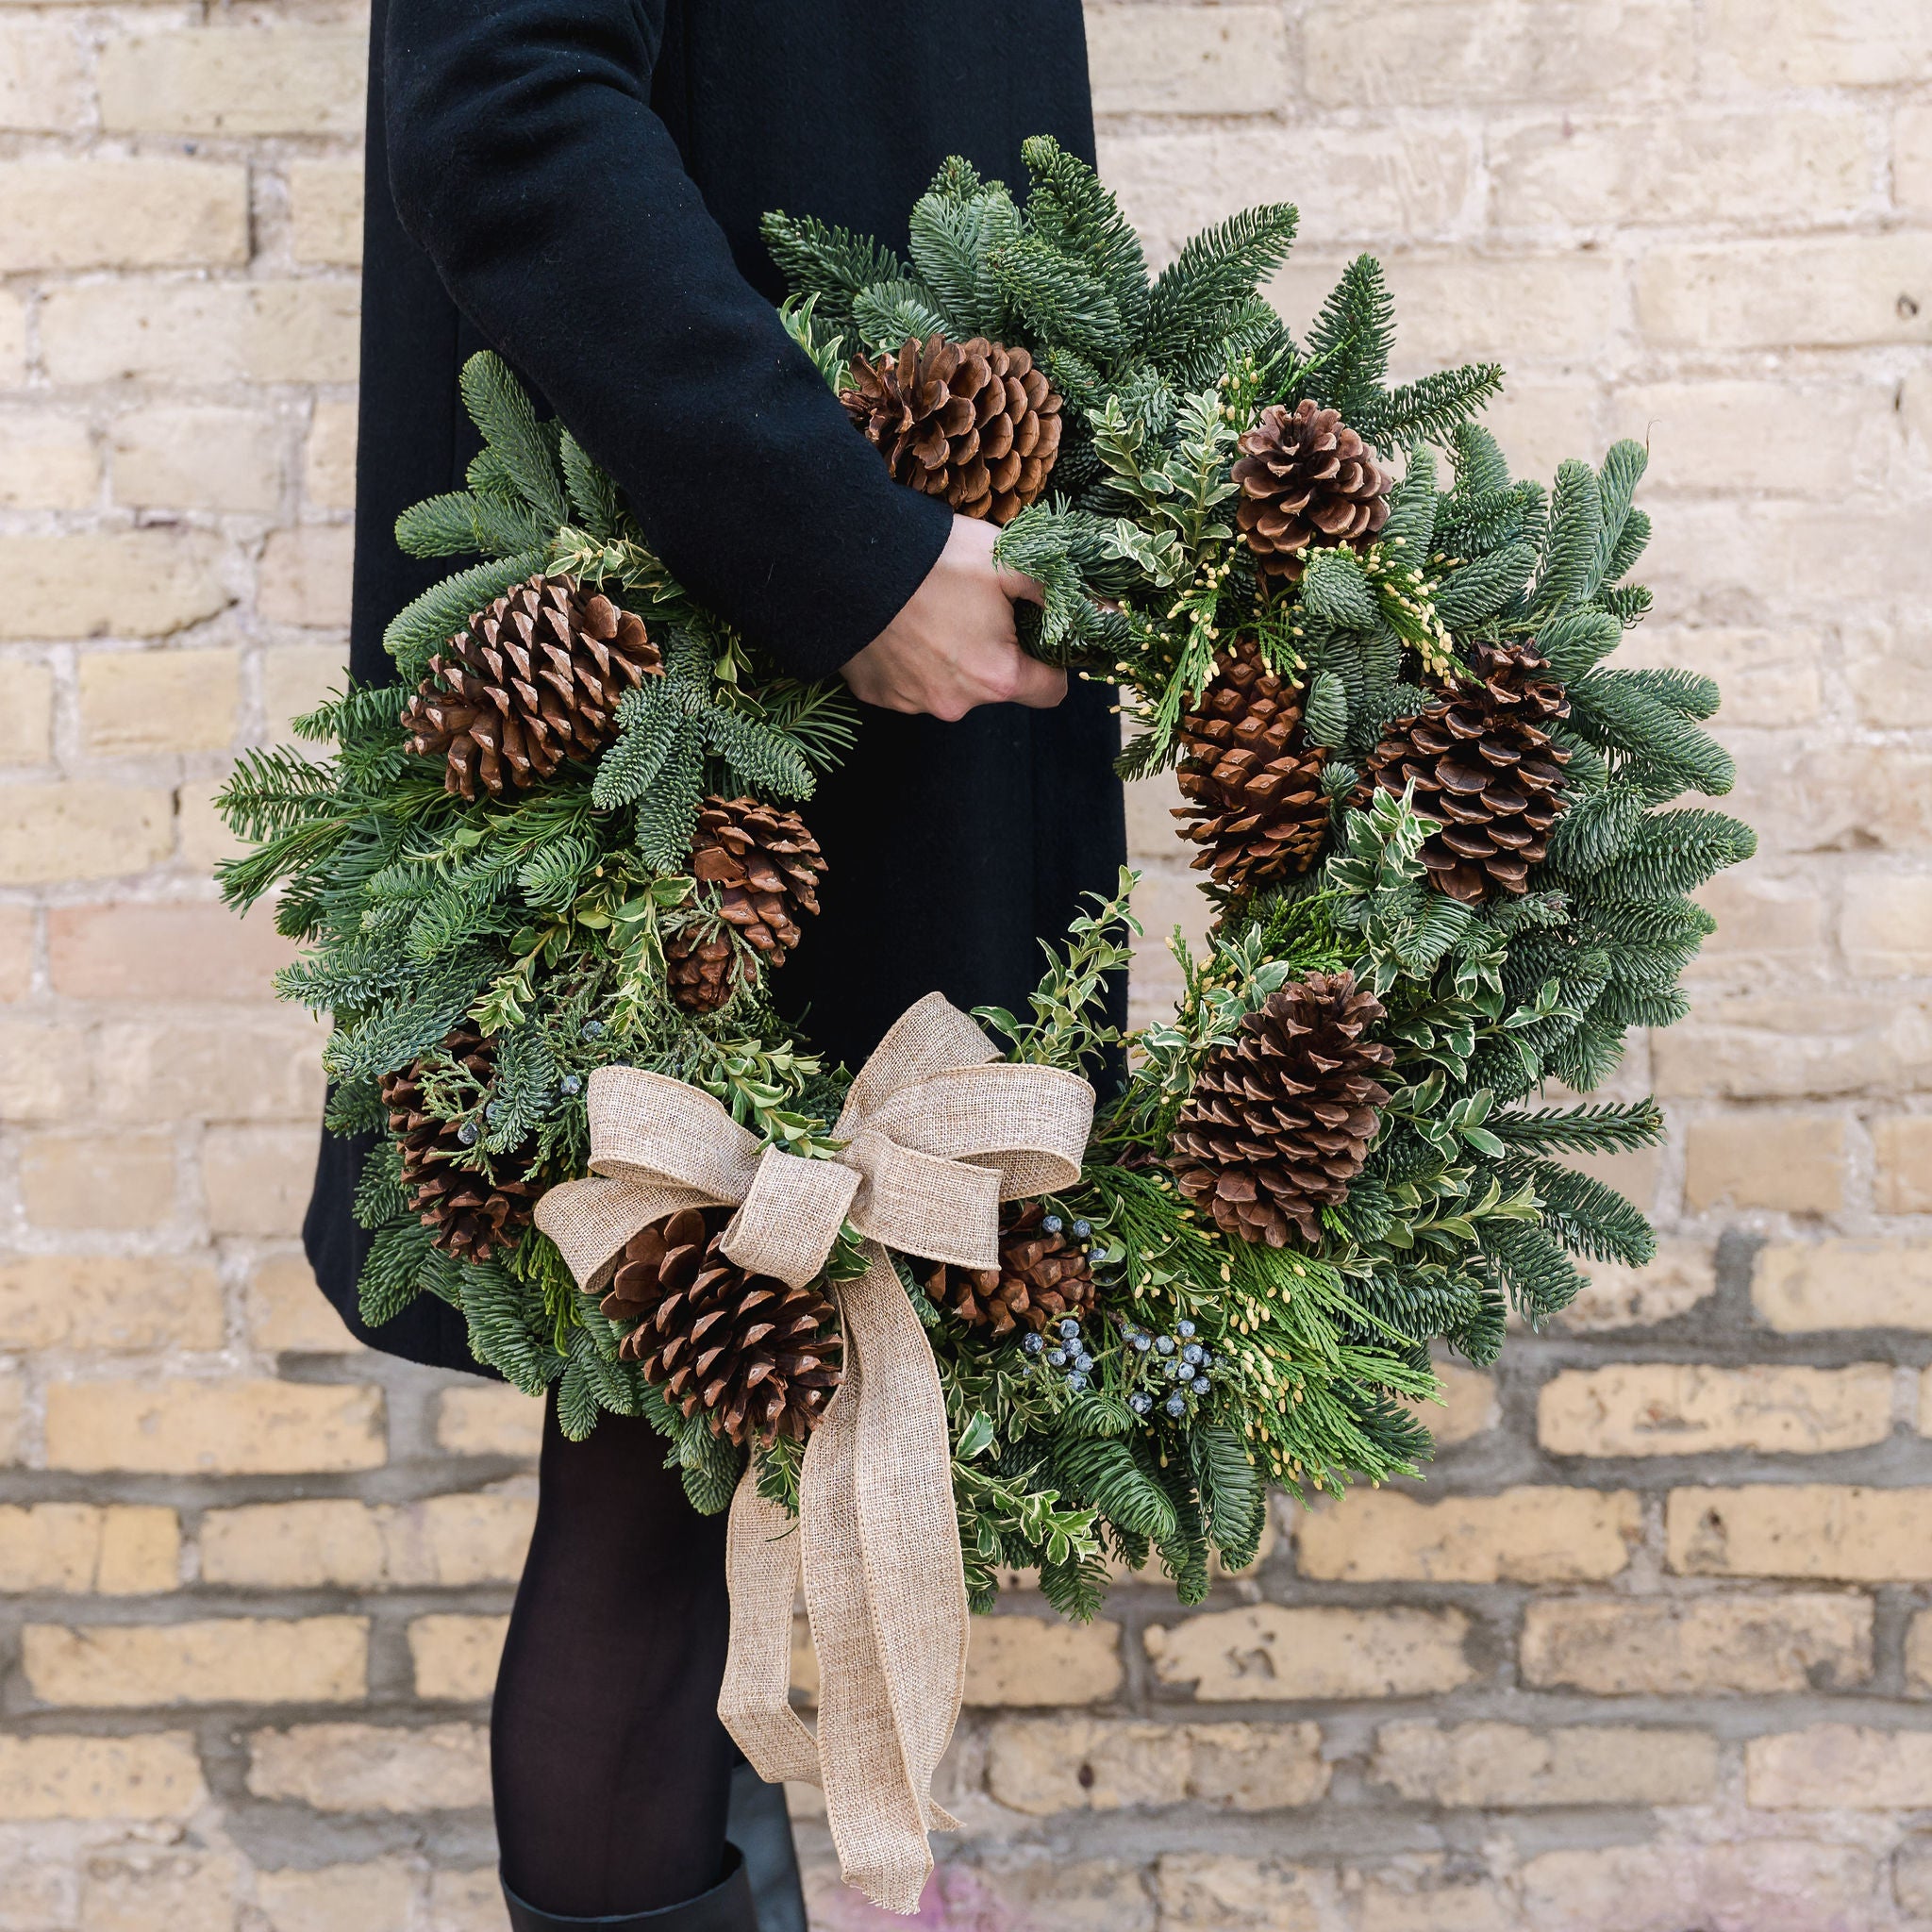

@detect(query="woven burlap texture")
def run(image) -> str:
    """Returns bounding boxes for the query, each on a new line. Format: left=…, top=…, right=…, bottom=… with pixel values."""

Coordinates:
left=532, top=992, right=1094, bottom=1912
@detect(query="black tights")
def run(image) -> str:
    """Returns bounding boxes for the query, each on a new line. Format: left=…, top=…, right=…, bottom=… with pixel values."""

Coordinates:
left=492, top=1392, right=738, bottom=1915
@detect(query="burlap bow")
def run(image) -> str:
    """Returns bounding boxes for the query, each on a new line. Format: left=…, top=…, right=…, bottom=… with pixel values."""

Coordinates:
left=534, top=993, right=1094, bottom=1911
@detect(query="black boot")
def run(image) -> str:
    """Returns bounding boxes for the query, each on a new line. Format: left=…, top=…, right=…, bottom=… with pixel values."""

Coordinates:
left=727, top=1762, right=808, bottom=1932
left=501, top=1847, right=757, bottom=1931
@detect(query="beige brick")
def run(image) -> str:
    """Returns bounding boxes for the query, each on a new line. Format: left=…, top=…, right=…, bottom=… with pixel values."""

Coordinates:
left=1683, top=1113, right=1844, bottom=1214
left=0, top=1731, right=204, bottom=1821
left=1748, top=1724, right=1932, bottom=1808
left=1878, top=1119, right=1932, bottom=1214
left=111, top=406, right=284, bottom=515
left=0, top=657, right=53, bottom=764
left=427, top=1870, right=506, bottom=1932
left=0, top=1256, right=223, bottom=1350
left=1903, top=106, right=1932, bottom=215
left=256, top=1862, right=416, bottom=1932
left=964, top=1615, right=1122, bottom=1706
left=178, top=774, right=244, bottom=872
left=49, top=901, right=297, bottom=1000
left=1714, top=743, right=1932, bottom=860
left=1474, top=381, right=1601, bottom=484
left=1692, top=868, right=1828, bottom=958
left=0, top=784, right=175, bottom=885
left=1274, top=252, right=1624, bottom=367
left=248, top=1250, right=360, bottom=1354
left=437, top=1383, right=545, bottom=1457
left=0, top=408, right=99, bottom=510
left=247, top=1722, right=491, bottom=1811
left=1086, top=7, right=1286, bottom=116
left=1358, top=1864, right=1516, bottom=1932
left=1401, top=1362, right=1497, bottom=1448
left=201, top=1489, right=535, bottom=1589
left=45, top=1378, right=385, bottom=1475
left=99, top=1021, right=323, bottom=1126
left=78, top=647, right=239, bottom=756
left=1519, top=1840, right=1875, bottom=1932
left=79, top=1846, right=239, bottom=1932
left=0, top=1014, right=90, bottom=1116
left=972, top=1856, right=1158, bottom=1932
left=0, top=20, right=90, bottom=133
left=265, top=641, right=350, bottom=741
left=98, top=25, right=366, bottom=137
left=290, top=158, right=366, bottom=264
left=0, top=1368, right=24, bottom=1464
left=202, top=1124, right=325, bottom=1236
left=1756, top=1239, right=1932, bottom=1331
left=305, top=399, right=358, bottom=509
left=0, top=1505, right=177, bottom=1594
left=1373, top=1721, right=1717, bottom=1807
left=1541, top=1362, right=1892, bottom=1459
left=1900, top=1610, right=1932, bottom=1691
left=1638, top=234, right=1932, bottom=350
left=1099, top=125, right=1475, bottom=258
left=0, top=903, right=34, bottom=1000
left=1145, top=1606, right=1472, bottom=1701
left=0, top=289, right=23, bottom=385
left=1668, top=1485, right=1932, bottom=1581
left=0, top=533, right=228, bottom=641
left=1610, top=388, right=1888, bottom=503
left=1491, top=109, right=1869, bottom=230
left=0, top=1849, right=70, bottom=1928
left=42, top=281, right=361, bottom=387
left=410, top=1615, right=508, bottom=1701
left=24, top=1616, right=367, bottom=1707
left=987, top=1715, right=1326, bottom=1814
left=1522, top=1592, right=1873, bottom=1695
left=1710, top=0, right=1932, bottom=85
left=1843, top=874, right=1932, bottom=977
left=259, top=525, right=355, bottom=628
left=0, top=159, right=247, bottom=273
left=1304, top=0, right=1690, bottom=106
left=1847, top=619, right=1932, bottom=728
left=1297, top=1486, right=1640, bottom=1583
left=1651, top=993, right=1932, bottom=1103
left=1154, top=1852, right=1334, bottom=1929
left=20, top=1130, right=176, bottom=1230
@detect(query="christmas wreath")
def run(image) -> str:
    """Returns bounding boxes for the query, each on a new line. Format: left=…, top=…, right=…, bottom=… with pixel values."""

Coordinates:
left=220, top=140, right=1753, bottom=1622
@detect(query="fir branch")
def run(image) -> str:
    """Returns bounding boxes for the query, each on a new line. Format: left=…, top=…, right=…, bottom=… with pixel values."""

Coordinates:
left=460, top=353, right=568, bottom=527
left=1141, top=204, right=1299, bottom=374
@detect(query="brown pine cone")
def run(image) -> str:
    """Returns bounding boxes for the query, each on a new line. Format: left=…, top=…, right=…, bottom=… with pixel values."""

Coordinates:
left=664, top=926, right=744, bottom=1015
left=401, top=574, right=660, bottom=800
left=925, top=1200, right=1097, bottom=1338
left=602, top=1206, right=842, bottom=1445
left=1168, top=971, right=1393, bottom=1249
left=1174, top=639, right=1331, bottom=896
left=1359, top=641, right=1572, bottom=905
left=1232, top=400, right=1392, bottom=581
left=841, top=333, right=1062, bottom=525
left=378, top=1024, right=541, bottom=1262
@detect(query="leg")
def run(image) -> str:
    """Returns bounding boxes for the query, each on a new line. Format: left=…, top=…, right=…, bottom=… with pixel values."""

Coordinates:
left=492, top=1392, right=738, bottom=1915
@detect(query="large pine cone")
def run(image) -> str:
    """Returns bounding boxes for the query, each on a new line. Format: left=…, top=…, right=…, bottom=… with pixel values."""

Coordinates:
left=602, top=1206, right=842, bottom=1445
left=379, top=1024, right=541, bottom=1262
left=1360, top=641, right=1571, bottom=905
left=1168, top=972, right=1392, bottom=1249
left=666, top=797, right=828, bottom=1015
left=841, top=333, right=1062, bottom=525
left=1174, top=639, right=1331, bottom=896
left=1232, top=400, right=1392, bottom=581
left=925, top=1200, right=1097, bottom=1338
left=401, top=574, right=660, bottom=800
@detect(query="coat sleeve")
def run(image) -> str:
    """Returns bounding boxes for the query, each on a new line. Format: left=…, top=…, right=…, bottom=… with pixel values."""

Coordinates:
left=382, top=0, right=951, bottom=681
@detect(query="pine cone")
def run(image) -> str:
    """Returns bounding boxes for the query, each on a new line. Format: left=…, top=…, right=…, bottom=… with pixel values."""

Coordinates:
left=401, top=574, right=661, bottom=800
left=841, top=333, right=1062, bottom=525
left=1232, top=400, right=1392, bottom=581
left=602, top=1206, right=842, bottom=1444
left=1168, top=971, right=1392, bottom=1249
left=667, top=797, right=828, bottom=1015
left=1174, top=639, right=1331, bottom=895
left=378, top=1024, right=541, bottom=1262
left=925, top=1200, right=1097, bottom=1337
left=1359, top=641, right=1572, bottom=905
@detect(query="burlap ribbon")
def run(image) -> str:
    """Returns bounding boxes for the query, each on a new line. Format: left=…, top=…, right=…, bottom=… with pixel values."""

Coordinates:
left=534, top=993, right=1094, bottom=1911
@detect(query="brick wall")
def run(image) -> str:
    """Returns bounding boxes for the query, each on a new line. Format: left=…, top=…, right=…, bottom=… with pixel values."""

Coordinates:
left=0, top=2, right=1926, bottom=1926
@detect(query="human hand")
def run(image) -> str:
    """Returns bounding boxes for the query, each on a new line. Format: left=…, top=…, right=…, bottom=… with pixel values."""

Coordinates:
left=839, top=514, right=1066, bottom=721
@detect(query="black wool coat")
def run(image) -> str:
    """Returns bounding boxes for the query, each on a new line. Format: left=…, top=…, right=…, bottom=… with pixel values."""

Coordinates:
left=305, top=0, right=1129, bottom=1373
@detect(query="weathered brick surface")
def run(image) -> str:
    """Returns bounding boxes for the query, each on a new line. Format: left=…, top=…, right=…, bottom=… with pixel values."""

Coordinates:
left=4, top=1, right=1930, bottom=1918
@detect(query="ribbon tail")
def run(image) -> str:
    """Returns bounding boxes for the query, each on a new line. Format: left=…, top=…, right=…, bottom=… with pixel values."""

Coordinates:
left=718, top=1469, right=822, bottom=1791
left=799, top=1247, right=965, bottom=1914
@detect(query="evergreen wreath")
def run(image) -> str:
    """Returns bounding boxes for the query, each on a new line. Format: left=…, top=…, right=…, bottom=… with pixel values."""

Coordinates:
left=220, top=140, right=1753, bottom=1619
